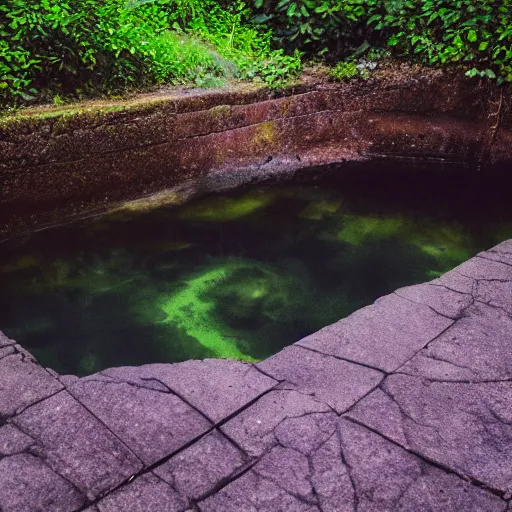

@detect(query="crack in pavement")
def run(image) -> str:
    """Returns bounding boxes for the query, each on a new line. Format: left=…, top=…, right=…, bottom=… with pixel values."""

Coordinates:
left=343, top=416, right=506, bottom=499
left=393, top=290, right=460, bottom=321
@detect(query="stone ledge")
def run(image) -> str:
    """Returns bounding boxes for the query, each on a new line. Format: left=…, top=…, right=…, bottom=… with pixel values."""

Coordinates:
left=1, top=70, right=510, bottom=237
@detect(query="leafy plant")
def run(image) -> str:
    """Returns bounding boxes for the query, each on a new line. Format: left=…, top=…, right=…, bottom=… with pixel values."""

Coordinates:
left=141, top=31, right=237, bottom=86
left=239, top=49, right=302, bottom=86
left=367, top=0, right=512, bottom=83
left=251, top=0, right=371, bottom=57
left=251, top=0, right=512, bottom=83
left=330, top=60, right=359, bottom=80
left=184, top=0, right=301, bottom=86
left=2, top=0, right=511, bottom=109
left=1, top=0, right=171, bottom=104
left=0, top=0, right=301, bottom=108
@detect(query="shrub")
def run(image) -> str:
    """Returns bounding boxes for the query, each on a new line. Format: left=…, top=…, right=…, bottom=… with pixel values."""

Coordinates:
left=252, top=0, right=512, bottom=83
left=181, top=0, right=302, bottom=86
left=0, top=0, right=172, bottom=104
left=238, top=49, right=302, bottom=86
left=367, top=0, right=512, bottom=83
left=0, top=0, right=301, bottom=108
left=330, top=60, right=358, bottom=80
left=2, top=0, right=510, bottom=109
left=251, top=0, right=373, bottom=57
left=141, top=31, right=237, bottom=87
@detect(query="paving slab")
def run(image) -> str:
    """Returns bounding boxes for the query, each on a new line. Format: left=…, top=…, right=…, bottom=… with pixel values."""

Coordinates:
left=399, top=302, right=512, bottom=381
left=97, top=359, right=277, bottom=423
left=0, top=353, right=63, bottom=420
left=69, top=378, right=212, bottom=465
left=297, top=293, right=453, bottom=372
left=60, top=374, right=81, bottom=387
left=334, top=418, right=505, bottom=512
left=0, top=424, right=34, bottom=456
left=257, top=346, right=383, bottom=413
left=487, top=239, right=512, bottom=254
left=431, top=269, right=475, bottom=294
left=201, top=417, right=505, bottom=512
left=221, top=389, right=331, bottom=457
left=96, top=473, right=186, bottom=512
left=437, top=252, right=512, bottom=316
left=199, top=468, right=320, bottom=512
left=253, top=444, right=318, bottom=501
left=154, top=430, right=246, bottom=501
left=348, top=374, right=512, bottom=493
left=432, top=257, right=512, bottom=316
left=394, top=282, right=473, bottom=319
left=12, top=391, right=143, bottom=500
left=0, top=453, right=86, bottom=512
left=454, top=255, right=512, bottom=281
left=274, top=411, right=338, bottom=456
left=475, top=278, right=512, bottom=314
left=478, top=246, right=512, bottom=266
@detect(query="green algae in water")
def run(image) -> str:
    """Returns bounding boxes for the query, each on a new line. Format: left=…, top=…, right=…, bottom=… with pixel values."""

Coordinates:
left=2, top=166, right=512, bottom=376
left=178, top=191, right=275, bottom=222
left=158, top=263, right=257, bottom=361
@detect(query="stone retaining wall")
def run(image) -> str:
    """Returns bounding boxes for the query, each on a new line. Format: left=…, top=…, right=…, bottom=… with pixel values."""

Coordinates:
left=1, top=69, right=511, bottom=237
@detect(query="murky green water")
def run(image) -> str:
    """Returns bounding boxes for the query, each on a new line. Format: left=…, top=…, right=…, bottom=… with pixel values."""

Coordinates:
left=1, top=166, right=512, bottom=376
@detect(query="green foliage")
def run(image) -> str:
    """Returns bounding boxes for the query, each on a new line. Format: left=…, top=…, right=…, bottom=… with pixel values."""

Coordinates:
left=182, top=0, right=302, bottom=86
left=251, top=0, right=370, bottom=56
left=1, top=0, right=163, bottom=104
left=240, top=49, right=302, bottom=87
left=1, top=0, right=180, bottom=104
left=330, top=60, right=359, bottom=80
left=142, top=32, right=237, bottom=87
left=366, top=0, right=512, bottom=83
left=0, top=0, right=300, bottom=108
left=2, top=0, right=511, bottom=107
left=252, top=0, right=512, bottom=83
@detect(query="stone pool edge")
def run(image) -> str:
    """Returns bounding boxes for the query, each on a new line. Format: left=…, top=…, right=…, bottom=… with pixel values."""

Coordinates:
left=1, top=68, right=511, bottom=238
left=2, top=240, right=512, bottom=510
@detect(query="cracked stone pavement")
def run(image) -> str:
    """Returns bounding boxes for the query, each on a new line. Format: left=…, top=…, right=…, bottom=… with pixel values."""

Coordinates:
left=2, top=241, right=512, bottom=511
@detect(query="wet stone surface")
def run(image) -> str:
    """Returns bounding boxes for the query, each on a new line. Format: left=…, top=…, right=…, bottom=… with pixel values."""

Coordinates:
left=398, top=302, right=512, bottom=381
left=153, top=430, right=246, bottom=502
left=0, top=424, right=34, bottom=456
left=0, top=344, right=15, bottom=360
left=95, top=473, right=186, bottom=512
left=0, top=453, right=87, bottom=512
left=0, top=331, right=15, bottom=347
left=1, top=242, right=512, bottom=510
left=201, top=417, right=507, bottom=512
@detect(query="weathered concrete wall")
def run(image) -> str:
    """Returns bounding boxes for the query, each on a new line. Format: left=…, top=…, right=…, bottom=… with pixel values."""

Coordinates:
left=1, top=69, right=511, bottom=237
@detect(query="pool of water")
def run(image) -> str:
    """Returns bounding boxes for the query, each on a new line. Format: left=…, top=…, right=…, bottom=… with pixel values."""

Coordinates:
left=1, top=166, right=512, bottom=376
